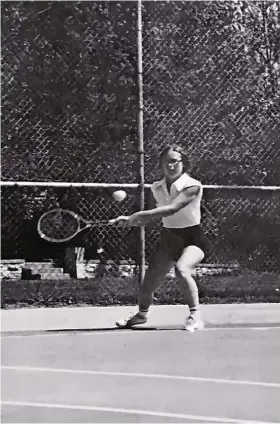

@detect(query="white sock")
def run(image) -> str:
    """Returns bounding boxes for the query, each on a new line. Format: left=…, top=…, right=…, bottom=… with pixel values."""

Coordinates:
left=189, top=307, right=201, bottom=318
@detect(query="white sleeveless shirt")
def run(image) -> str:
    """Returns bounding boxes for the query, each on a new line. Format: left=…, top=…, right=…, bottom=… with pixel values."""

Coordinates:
left=150, top=173, right=203, bottom=229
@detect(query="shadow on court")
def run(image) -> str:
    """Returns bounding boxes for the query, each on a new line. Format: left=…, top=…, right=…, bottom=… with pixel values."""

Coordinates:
left=2, top=321, right=280, bottom=339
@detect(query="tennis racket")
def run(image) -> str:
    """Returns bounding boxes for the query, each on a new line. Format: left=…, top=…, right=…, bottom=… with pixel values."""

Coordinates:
left=37, top=208, right=112, bottom=243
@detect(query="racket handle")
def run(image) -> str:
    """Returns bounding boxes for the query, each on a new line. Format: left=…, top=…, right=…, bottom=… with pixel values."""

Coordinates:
left=87, top=220, right=115, bottom=226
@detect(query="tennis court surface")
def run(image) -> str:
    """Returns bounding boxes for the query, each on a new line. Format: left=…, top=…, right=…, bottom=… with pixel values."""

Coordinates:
left=2, top=304, right=280, bottom=423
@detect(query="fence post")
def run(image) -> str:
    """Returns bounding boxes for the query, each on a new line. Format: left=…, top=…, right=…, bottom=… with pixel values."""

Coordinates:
left=137, top=0, right=145, bottom=283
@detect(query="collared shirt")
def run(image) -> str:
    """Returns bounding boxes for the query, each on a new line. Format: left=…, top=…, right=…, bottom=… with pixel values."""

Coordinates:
left=150, top=173, right=203, bottom=228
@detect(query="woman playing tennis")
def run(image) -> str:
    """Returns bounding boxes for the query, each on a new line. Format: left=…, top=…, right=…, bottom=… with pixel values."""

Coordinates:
left=112, top=145, right=207, bottom=332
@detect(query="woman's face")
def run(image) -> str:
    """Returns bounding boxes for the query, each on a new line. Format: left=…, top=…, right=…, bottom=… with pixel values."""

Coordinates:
left=161, top=149, right=184, bottom=182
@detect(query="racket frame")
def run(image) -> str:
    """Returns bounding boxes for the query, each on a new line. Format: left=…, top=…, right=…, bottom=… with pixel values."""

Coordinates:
left=37, top=208, right=109, bottom=243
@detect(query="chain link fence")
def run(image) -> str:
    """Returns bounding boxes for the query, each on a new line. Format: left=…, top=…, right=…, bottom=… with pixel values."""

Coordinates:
left=1, top=1, right=280, bottom=305
left=1, top=1, right=139, bottom=183
left=146, top=187, right=280, bottom=270
left=142, top=1, right=280, bottom=185
left=1, top=184, right=279, bottom=306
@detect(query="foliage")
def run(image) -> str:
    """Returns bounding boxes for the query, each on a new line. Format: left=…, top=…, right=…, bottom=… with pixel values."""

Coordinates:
left=1, top=1, right=138, bottom=182
left=143, top=1, right=280, bottom=185
left=1, top=1, right=279, bottom=184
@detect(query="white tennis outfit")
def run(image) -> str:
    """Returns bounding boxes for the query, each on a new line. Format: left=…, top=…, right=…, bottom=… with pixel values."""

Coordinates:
left=151, top=173, right=203, bottom=228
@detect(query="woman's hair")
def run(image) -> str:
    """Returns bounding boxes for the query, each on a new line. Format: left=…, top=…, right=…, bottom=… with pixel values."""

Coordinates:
left=159, top=144, right=191, bottom=172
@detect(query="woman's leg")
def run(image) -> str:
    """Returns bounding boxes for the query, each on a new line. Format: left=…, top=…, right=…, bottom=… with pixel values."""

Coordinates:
left=175, top=245, right=205, bottom=331
left=116, top=246, right=175, bottom=328
left=138, top=247, right=175, bottom=313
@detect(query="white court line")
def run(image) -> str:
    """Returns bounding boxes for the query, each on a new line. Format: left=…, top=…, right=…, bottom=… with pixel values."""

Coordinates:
left=1, top=326, right=280, bottom=339
left=2, top=365, right=280, bottom=388
left=1, top=400, right=275, bottom=424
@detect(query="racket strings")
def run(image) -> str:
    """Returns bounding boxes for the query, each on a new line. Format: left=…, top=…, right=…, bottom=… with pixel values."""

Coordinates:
left=39, top=210, right=80, bottom=240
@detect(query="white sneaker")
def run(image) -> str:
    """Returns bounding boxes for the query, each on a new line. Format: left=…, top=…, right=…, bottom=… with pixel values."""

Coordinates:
left=116, top=312, right=147, bottom=328
left=185, top=315, right=204, bottom=332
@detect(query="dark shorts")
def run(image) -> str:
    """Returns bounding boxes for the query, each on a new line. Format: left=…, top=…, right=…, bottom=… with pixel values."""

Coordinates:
left=159, top=225, right=208, bottom=261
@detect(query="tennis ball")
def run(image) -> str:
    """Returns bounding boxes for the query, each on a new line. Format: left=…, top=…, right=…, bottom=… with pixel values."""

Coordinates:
left=112, top=190, right=127, bottom=202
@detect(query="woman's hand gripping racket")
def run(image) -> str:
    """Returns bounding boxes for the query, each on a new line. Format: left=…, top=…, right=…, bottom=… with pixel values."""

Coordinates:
left=38, top=208, right=111, bottom=243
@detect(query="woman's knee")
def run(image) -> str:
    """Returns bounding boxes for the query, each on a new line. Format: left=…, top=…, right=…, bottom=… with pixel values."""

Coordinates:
left=175, top=264, right=193, bottom=280
left=176, top=246, right=204, bottom=276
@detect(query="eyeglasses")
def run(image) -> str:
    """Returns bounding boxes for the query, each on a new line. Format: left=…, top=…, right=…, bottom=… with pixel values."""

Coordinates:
left=165, top=160, right=182, bottom=167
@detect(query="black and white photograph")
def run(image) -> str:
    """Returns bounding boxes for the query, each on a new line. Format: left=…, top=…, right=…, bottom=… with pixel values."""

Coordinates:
left=1, top=0, right=280, bottom=422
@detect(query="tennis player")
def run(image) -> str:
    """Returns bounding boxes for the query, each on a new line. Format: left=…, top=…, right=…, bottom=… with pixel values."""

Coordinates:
left=112, top=145, right=207, bottom=332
